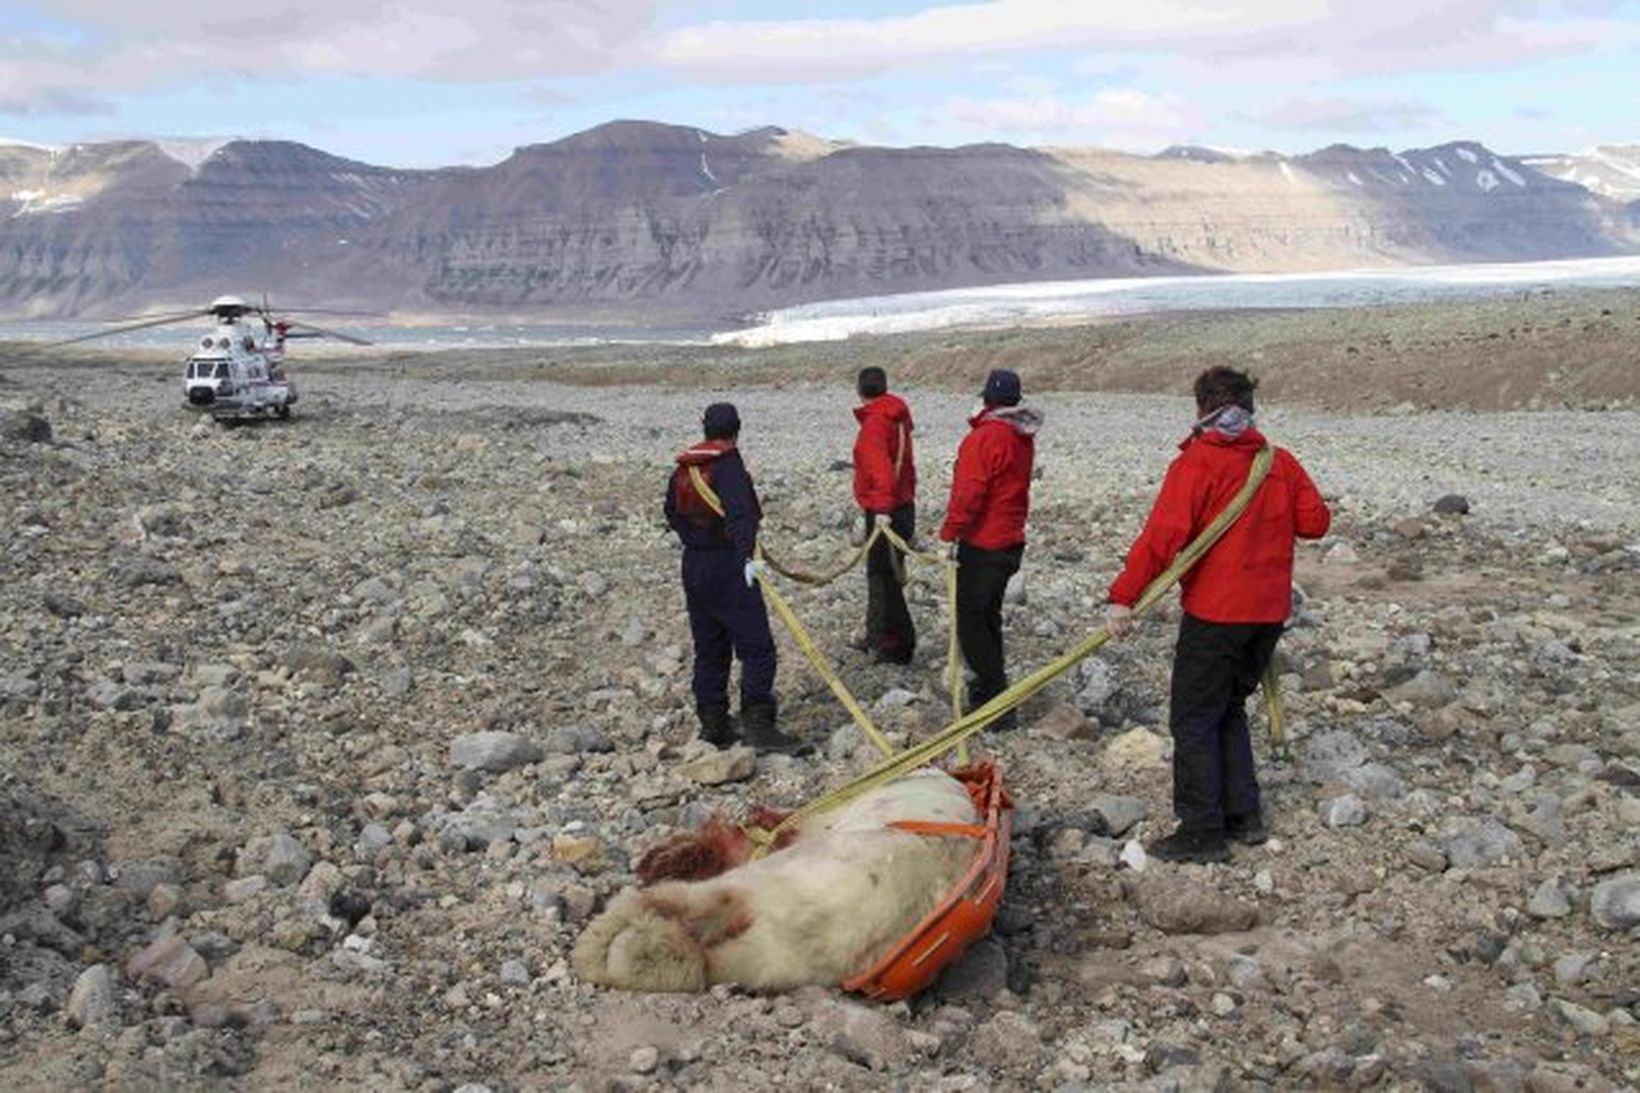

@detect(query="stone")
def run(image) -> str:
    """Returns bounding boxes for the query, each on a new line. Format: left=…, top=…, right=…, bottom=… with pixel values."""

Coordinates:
left=1086, top=795, right=1148, bottom=837
left=65, top=964, right=118, bottom=1028
left=1589, top=873, right=1640, bottom=932
left=551, top=835, right=608, bottom=874
left=1102, top=728, right=1167, bottom=770
left=1406, top=842, right=1447, bottom=873
left=113, top=859, right=182, bottom=900
left=500, top=959, right=530, bottom=986
left=224, top=875, right=269, bottom=903
left=125, top=936, right=207, bottom=990
left=966, top=1011, right=1043, bottom=1073
left=1548, top=998, right=1609, bottom=1037
left=449, top=731, right=543, bottom=772
left=629, top=1046, right=659, bottom=1074
left=1299, top=730, right=1370, bottom=782
left=296, top=860, right=345, bottom=912
left=1322, top=541, right=1359, bottom=565
left=1133, top=875, right=1258, bottom=935
left=1341, top=762, right=1406, bottom=800
left=679, top=746, right=756, bottom=786
left=1322, top=794, right=1369, bottom=828
left=1526, top=879, right=1572, bottom=919
left=1141, top=955, right=1188, bottom=987
left=1433, top=494, right=1471, bottom=515
left=1033, top=702, right=1093, bottom=740
left=1385, top=670, right=1457, bottom=708
left=1440, top=819, right=1526, bottom=869
left=264, top=832, right=313, bottom=886
left=1075, top=658, right=1118, bottom=715
left=816, top=999, right=913, bottom=1070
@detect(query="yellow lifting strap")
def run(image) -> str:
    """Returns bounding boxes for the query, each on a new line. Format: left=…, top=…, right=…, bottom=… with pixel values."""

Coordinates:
left=747, top=444, right=1278, bottom=858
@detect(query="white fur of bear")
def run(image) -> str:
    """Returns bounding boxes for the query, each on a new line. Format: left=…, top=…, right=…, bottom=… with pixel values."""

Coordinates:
left=573, top=769, right=980, bottom=992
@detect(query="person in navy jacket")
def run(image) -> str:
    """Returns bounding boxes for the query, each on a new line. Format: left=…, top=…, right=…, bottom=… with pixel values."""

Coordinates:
left=852, top=367, right=918, bottom=664
left=1107, top=367, right=1330, bottom=863
left=939, top=369, right=1042, bottom=731
left=664, top=403, right=801, bottom=753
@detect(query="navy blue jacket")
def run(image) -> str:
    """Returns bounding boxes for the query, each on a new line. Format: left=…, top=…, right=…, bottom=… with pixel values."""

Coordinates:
left=664, top=444, right=762, bottom=564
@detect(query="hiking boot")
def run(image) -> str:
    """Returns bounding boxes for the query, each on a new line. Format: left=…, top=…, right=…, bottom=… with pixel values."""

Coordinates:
left=1147, top=827, right=1232, bottom=865
left=1225, top=812, right=1269, bottom=846
left=695, top=703, right=737, bottom=749
left=872, top=647, right=915, bottom=666
left=741, top=702, right=805, bottom=755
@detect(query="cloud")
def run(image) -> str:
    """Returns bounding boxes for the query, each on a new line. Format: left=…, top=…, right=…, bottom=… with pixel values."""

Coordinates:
left=1252, top=96, right=1445, bottom=135
left=0, top=1, right=664, bottom=115
left=940, top=87, right=1193, bottom=150
left=653, top=1, right=1330, bottom=83
left=651, top=1, right=1640, bottom=84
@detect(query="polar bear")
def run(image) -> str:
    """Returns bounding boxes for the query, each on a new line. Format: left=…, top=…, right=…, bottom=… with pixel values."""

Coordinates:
left=573, top=769, right=982, bottom=992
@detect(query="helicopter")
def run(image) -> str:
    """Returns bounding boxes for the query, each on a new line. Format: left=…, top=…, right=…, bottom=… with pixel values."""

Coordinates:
left=57, top=295, right=372, bottom=420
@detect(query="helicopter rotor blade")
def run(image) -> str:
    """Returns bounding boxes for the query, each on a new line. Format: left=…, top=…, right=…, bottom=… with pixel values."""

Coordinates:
left=52, top=308, right=211, bottom=345
left=282, top=318, right=373, bottom=346
left=271, top=306, right=385, bottom=317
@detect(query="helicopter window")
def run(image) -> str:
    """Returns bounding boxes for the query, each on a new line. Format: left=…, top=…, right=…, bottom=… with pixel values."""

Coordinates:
left=216, top=337, right=230, bottom=349
left=200, top=337, right=212, bottom=349
left=214, top=362, right=230, bottom=379
left=242, top=336, right=254, bottom=351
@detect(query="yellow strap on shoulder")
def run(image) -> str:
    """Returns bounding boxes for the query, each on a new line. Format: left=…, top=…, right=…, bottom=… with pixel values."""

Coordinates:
left=687, top=464, right=726, bottom=517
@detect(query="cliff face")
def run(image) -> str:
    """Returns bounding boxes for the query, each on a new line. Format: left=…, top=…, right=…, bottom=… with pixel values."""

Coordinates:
left=1, top=122, right=1635, bottom=320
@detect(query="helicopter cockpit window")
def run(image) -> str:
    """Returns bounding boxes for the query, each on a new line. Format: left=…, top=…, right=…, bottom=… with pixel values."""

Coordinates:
left=200, top=337, right=212, bottom=349
left=216, top=337, right=230, bottom=349
left=214, top=362, right=230, bottom=379
left=242, top=336, right=254, bottom=351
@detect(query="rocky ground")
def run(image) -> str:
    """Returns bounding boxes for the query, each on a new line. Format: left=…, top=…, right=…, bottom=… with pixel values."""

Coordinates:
left=0, top=307, right=1637, bottom=1090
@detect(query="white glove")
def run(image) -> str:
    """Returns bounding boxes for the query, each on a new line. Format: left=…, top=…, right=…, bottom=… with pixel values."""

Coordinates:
left=943, top=541, right=960, bottom=563
left=744, top=559, right=767, bottom=587
left=873, top=513, right=891, bottom=530
left=848, top=521, right=867, bottom=548
left=1105, top=603, right=1135, bottom=640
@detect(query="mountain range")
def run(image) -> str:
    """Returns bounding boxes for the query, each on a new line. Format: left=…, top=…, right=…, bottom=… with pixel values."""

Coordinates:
left=2, top=121, right=1637, bottom=322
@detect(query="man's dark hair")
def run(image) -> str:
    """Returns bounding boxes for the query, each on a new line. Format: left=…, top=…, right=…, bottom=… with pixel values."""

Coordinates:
left=857, top=367, right=887, bottom=398
left=1194, top=367, right=1257, bottom=414
left=702, top=402, right=741, bottom=440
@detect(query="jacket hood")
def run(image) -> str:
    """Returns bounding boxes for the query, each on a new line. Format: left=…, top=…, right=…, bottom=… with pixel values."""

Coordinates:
left=971, top=404, right=1043, bottom=436
left=676, top=438, right=737, bottom=466
left=853, top=392, right=913, bottom=428
left=1179, top=426, right=1266, bottom=453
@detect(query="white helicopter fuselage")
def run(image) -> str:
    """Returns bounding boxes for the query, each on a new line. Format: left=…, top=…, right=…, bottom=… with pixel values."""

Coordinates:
left=183, top=317, right=298, bottom=418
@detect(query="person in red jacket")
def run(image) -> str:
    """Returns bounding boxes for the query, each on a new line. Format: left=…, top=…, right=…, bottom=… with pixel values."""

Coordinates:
left=1107, top=367, right=1330, bottom=864
left=939, top=369, right=1042, bottom=730
left=852, top=367, right=918, bottom=664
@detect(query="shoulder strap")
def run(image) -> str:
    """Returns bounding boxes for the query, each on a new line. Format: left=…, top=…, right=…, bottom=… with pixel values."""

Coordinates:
left=687, top=465, right=726, bottom=517
left=892, top=421, right=907, bottom=481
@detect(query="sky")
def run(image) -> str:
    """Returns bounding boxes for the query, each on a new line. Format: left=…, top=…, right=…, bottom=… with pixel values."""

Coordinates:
left=1, top=1, right=1637, bottom=168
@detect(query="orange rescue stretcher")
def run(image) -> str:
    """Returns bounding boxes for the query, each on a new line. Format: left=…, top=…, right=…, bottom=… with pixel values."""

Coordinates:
left=844, top=760, right=1014, bottom=1001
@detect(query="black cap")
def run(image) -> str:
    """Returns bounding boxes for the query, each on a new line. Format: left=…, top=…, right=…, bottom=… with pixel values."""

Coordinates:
left=981, top=369, right=1022, bottom=406
left=702, top=402, right=741, bottom=439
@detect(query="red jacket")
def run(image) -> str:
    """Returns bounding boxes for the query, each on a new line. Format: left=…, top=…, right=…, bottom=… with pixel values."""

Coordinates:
left=1108, top=427, right=1330, bottom=623
left=852, top=394, right=917, bottom=511
left=940, top=405, right=1042, bottom=550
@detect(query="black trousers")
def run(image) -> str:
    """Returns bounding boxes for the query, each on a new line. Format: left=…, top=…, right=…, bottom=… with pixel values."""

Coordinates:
left=863, top=503, right=917, bottom=660
left=1168, top=613, right=1283, bottom=835
left=682, top=548, right=777, bottom=711
left=955, top=542, right=1023, bottom=712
